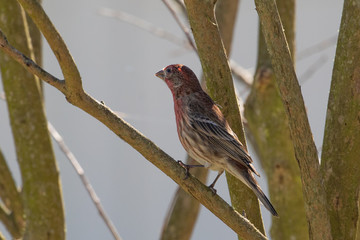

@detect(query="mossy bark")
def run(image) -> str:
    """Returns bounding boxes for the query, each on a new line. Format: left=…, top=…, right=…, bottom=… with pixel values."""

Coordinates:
left=0, top=149, right=24, bottom=238
left=0, top=1, right=65, bottom=239
left=321, top=0, right=360, bottom=239
left=254, top=0, right=332, bottom=239
left=245, top=0, right=309, bottom=239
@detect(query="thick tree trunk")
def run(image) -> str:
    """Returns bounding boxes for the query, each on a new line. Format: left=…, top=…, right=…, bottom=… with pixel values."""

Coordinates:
left=0, top=1, right=65, bottom=239
left=321, top=0, right=360, bottom=239
left=245, top=0, right=309, bottom=239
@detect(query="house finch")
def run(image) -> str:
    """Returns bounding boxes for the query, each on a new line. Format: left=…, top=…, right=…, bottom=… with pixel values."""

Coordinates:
left=155, top=64, right=278, bottom=216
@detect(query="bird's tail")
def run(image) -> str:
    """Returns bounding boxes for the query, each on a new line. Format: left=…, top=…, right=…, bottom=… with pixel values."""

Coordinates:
left=227, top=161, right=278, bottom=217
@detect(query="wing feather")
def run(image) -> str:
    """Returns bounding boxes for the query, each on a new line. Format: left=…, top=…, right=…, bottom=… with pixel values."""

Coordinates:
left=190, top=114, right=260, bottom=176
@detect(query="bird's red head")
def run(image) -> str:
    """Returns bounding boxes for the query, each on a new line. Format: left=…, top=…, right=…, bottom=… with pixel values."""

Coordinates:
left=155, top=64, right=202, bottom=99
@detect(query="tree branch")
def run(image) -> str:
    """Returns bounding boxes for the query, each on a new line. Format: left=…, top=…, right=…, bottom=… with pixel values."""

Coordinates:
left=321, top=0, right=360, bottom=239
left=99, top=7, right=253, bottom=87
left=48, top=123, right=123, bottom=240
left=162, top=0, right=197, bottom=52
left=0, top=21, right=267, bottom=240
left=17, top=0, right=82, bottom=98
left=0, top=30, right=65, bottom=93
left=245, top=0, right=309, bottom=238
left=254, top=0, right=332, bottom=239
left=0, top=0, right=65, bottom=238
left=0, top=149, right=23, bottom=238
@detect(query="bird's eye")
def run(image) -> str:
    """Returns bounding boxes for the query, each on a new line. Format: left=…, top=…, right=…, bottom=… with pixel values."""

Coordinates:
left=166, top=68, right=171, bottom=73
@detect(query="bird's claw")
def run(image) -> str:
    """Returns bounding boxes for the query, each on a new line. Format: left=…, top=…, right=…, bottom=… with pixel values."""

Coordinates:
left=208, top=184, right=217, bottom=195
left=177, top=160, right=191, bottom=180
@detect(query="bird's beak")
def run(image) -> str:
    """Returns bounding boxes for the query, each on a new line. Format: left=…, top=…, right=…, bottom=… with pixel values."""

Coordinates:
left=155, top=69, right=165, bottom=80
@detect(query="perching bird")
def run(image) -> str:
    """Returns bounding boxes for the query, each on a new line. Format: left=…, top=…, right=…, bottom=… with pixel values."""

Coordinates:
left=155, top=64, right=278, bottom=216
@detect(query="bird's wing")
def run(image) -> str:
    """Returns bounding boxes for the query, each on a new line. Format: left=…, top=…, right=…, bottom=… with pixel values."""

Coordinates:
left=190, top=115, right=260, bottom=176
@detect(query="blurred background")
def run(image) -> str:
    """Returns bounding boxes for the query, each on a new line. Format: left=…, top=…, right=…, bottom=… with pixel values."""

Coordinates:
left=0, top=0, right=343, bottom=239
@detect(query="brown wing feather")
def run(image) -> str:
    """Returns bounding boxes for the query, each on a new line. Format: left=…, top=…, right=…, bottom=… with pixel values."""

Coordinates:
left=187, top=96, right=260, bottom=176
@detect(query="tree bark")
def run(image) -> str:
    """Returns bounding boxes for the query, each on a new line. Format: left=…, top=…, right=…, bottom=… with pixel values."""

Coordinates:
left=0, top=0, right=65, bottom=239
left=253, top=0, right=332, bottom=239
left=321, top=0, right=360, bottom=239
left=0, top=149, right=24, bottom=238
left=245, top=0, right=309, bottom=239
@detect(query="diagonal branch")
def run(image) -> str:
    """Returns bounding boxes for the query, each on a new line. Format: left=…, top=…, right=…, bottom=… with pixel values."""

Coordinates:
left=99, top=8, right=190, bottom=49
left=0, top=30, right=65, bottom=93
left=0, top=23, right=267, bottom=240
left=161, top=0, right=197, bottom=52
left=48, top=122, right=123, bottom=240
left=254, top=0, right=332, bottom=239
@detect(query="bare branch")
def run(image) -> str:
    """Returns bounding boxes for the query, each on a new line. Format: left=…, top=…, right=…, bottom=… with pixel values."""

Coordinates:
left=297, top=35, right=337, bottom=61
left=0, top=148, right=24, bottom=238
left=254, top=0, right=332, bottom=239
left=47, top=123, right=123, bottom=240
left=321, top=0, right=360, bottom=238
left=230, top=60, right=253, bottom=86
left=169, top=0, right=187, bottom=17
left=161, top=0, right=197, bottom=52
left=99, top=7, right=253, bottom=87
left=99, top=8, right=190, bottom=49
left=299, top=55, right=328, bottom=84
left=17, top=0, right=82, bottom=97
left=0, top=30, right=65, bottom=93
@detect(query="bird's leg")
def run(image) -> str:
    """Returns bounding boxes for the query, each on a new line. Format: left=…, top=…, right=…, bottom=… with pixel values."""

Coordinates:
left=208, top=170, right=224, bottom=195
left=177, top=160, right=204, bottom=179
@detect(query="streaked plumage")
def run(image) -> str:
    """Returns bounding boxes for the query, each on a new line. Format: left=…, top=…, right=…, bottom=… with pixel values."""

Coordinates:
left=155, top=64, right=278, bottom=216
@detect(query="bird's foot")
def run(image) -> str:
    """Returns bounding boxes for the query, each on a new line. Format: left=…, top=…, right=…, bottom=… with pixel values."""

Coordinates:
left=241, top=210, right=247, bottom=218
left=177, top=160, right=204, bottom=180
left=208, top=183, right=217, bottom=195
left=177, top=160, right=190, bottom=179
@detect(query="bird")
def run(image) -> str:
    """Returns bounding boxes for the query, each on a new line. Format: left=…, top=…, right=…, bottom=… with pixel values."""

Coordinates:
left=155, top=64, right=278, bottom=216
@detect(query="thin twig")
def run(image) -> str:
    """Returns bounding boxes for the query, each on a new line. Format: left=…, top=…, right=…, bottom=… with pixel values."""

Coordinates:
left=299, top=55, right=328, bottom=84
left=99, top=7, right=254, bottom=86
left=99, top=8, right=190, bottom=49
left=297, top=34, right=337, bottom=61
left=229, top=60, right=253, bottom=86
left=170, top=0, right=187, bottom=17
left=161, top=0, right=197, bottom=52
left=47, top=122, right=123, bottom=240
left=1, top=94, right=121, bottom=238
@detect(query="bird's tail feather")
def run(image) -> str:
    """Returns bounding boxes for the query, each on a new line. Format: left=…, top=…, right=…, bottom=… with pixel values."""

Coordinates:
left=250, top=181, right=278, bottom=217
left=227, top=161, right=278, bottom=217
